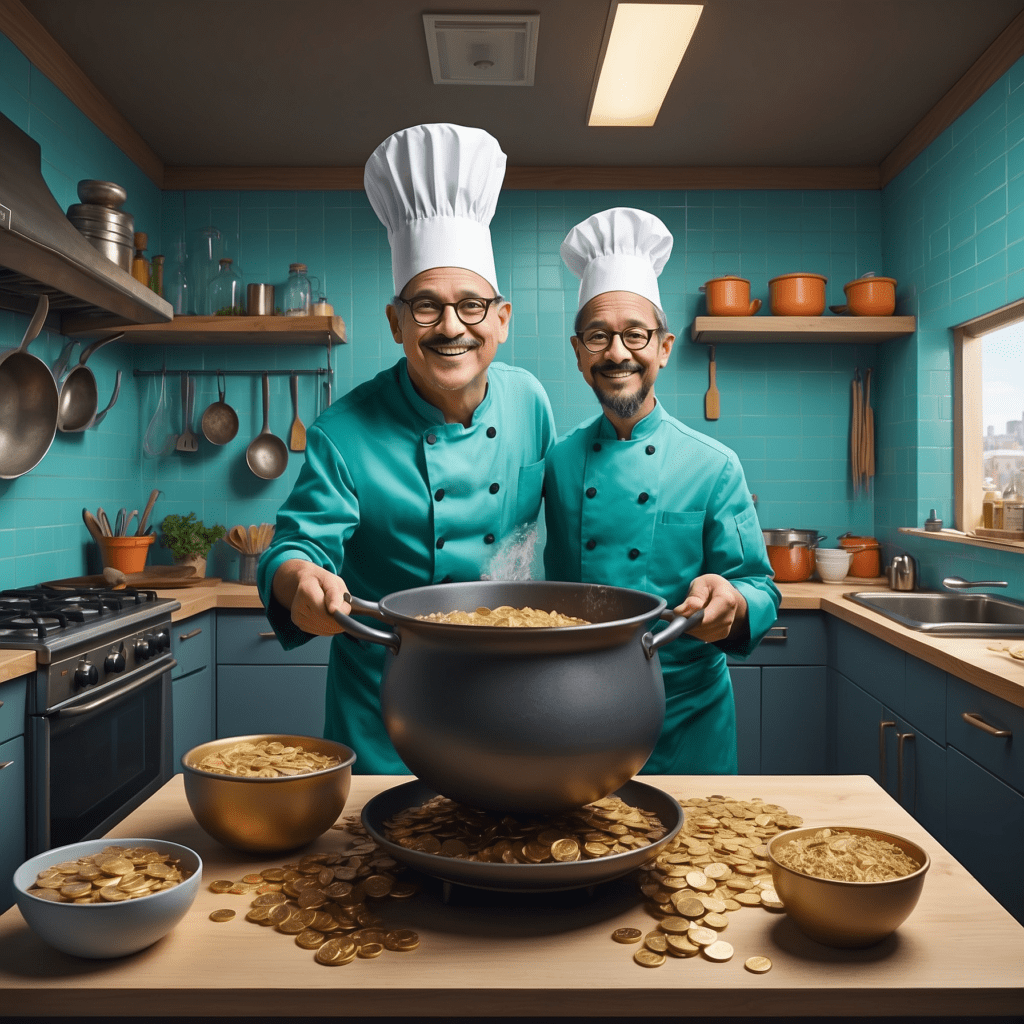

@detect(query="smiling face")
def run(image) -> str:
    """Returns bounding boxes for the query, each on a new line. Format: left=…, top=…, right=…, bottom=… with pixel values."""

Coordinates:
left=571, top=290, right=674, bottom=434
left=386, top=267, right=510, bottom=422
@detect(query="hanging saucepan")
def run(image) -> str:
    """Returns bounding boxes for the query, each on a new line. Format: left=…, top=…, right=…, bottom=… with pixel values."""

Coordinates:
left=0, top=295, right=59, bottom=480
left=762, top=528, right=827, bottom=583
left=201, top=370, right=239, bottom=445
left=331, top=579, right=704, bottom=815
left=56, top=332, right=123, bottom=433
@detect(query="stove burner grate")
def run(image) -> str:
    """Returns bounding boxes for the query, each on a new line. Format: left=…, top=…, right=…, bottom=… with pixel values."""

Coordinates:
left=0, top=584, right=160, bottom=639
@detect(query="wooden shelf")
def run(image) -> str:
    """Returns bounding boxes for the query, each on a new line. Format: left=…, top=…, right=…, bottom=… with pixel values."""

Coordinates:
left=690, top=315, right=916, bottom=343
left=68, top=314, right=346, bottom=345
left=899, top=526, right=1024, bottom=553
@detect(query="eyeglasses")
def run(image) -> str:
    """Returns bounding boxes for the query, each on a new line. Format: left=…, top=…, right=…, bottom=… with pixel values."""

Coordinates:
left=396, top=295, right=499, bottom=327
left=576, top=327, right=658, bottom=353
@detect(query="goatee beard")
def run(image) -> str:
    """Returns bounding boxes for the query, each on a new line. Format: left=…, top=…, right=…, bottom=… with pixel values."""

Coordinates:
left=593, top=379, right=652, bottom=419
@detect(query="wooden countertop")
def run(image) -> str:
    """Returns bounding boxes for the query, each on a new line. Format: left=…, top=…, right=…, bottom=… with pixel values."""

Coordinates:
left=2, top=580, right=1023, bottom=708
left=1, top=773, right=1021, bottom=1018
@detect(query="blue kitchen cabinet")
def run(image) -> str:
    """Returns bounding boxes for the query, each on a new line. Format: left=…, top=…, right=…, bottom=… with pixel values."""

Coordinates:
left=216, top=610, right=331, bottom=739
left=728, top=612, right=828, bottom=774
left=945, top=675, right=1024, bottom=925
left=0, top=673, right=28, bottom=915
left=170, top=611, right=216, bottom=770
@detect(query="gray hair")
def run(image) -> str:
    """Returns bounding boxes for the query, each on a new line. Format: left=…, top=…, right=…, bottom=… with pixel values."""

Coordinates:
left=573, top=301, right=668, bottom=337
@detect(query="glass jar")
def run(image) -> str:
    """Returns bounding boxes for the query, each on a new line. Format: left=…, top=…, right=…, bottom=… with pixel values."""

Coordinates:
left=188, top=226, right=222, bottom=315
left=282, top=263, right=312, bottom=316
left=164, top=242, right=189, bottom=316
left=982, top=486, right=1002, bottom=529
left=208, top=258, right=245, bottom=315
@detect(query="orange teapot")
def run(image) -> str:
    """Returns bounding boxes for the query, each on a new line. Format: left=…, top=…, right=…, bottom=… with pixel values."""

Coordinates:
left=701, top=276, right=761, bottom=316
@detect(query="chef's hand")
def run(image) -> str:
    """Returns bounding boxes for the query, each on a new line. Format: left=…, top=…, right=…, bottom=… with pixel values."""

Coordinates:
left=673, top=574, right=748, bottom=643
left=272, top=559, right=351, bottom=636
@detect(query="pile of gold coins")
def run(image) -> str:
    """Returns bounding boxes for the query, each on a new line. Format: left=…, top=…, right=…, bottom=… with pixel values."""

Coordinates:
left=415, top=605, right=589, bottom=627
left=205, top=818, right=420, bottom=966
left=193, top=738, right=341, bottom=778
left=26, top=845, right=192, bottom=903
left=383, top=793, right=667, bottom=863
left=613, top=795, right=804, bottom=971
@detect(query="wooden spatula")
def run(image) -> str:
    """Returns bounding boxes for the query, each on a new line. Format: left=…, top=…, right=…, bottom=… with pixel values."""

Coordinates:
left=289, top=373, right=307, bottom=451
left=704, top=345, right=720, bottom=421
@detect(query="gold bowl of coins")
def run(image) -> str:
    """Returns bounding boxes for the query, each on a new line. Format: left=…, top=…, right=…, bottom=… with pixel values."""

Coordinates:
left=13, top=838, right=201, bottom=958
left=766, top=826, right=930, bottom=948
left=182, top=734, right=356, bottom=854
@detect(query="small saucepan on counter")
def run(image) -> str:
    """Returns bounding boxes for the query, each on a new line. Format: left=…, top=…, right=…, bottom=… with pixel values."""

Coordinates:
left=762, top=529, right=827, bottom=583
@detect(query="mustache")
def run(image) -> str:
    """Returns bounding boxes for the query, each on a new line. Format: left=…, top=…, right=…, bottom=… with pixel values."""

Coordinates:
left=421, top=333, right=481, bottom=349
left=592, top=359, right=643, bottom=375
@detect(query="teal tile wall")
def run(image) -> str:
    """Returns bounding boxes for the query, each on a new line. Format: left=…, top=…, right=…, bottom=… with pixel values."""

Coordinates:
left=881, top=53, right=1024, bottom=596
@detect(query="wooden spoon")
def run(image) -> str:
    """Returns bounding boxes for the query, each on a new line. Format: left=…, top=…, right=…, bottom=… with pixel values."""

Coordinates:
left=227, top=525, right=249, bottom=553
left=288, top=373, right=307, bottom=451
left=704, top=345, right=720, bottom=421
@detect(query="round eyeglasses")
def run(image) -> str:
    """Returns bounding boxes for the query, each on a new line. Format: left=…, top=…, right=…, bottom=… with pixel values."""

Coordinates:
left=396, top=296, right=499, bottom=327
left=577, top=327, right=658, bottom=353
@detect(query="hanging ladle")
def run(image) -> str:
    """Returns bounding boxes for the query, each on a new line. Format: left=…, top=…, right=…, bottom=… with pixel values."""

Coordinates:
left=245, top=372, right=289, bottom=480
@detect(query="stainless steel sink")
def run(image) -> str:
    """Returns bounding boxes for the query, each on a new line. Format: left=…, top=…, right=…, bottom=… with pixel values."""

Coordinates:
left=844, top=591, right=1024, bottom=637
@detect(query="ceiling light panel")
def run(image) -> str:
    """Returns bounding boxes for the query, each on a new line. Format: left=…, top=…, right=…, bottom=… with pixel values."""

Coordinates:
left=588, top=3, right=703, bottom=126
left=423, top=13, right=540, bottom=86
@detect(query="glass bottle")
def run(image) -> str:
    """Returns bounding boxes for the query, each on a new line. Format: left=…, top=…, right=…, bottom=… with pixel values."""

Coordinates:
left=282, top=263, right=312, bottom=316
left=208, top=258, right=245, bottom=315
left=131, top=232, right=151, bottom=287
left=188, top=226, right=223, bottom=315
left=164, top=242, right=189, bottom=316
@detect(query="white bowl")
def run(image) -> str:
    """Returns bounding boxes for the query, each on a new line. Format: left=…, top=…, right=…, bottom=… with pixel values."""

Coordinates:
left=13, top=838, right=201, bottom=958
left=815, top=549, right=851, bottom=582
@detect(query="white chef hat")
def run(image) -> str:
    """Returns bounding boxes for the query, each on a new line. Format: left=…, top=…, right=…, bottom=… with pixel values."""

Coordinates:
left=364, top=123, right=506, bottom=296
left=561, top=207, right=673, bottom=313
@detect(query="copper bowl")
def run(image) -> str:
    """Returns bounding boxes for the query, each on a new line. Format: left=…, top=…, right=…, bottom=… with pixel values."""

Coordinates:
left=768, top=272, right=827, bottom=316
left=182, top=734, right=356, bottom=854
left=767, top=826, right=930, bottom=948
left=844, top=275, right=896, bottom=316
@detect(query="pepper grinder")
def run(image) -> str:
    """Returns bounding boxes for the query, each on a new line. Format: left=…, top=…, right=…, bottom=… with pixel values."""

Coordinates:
left=924, top=508, right=943, bottom=532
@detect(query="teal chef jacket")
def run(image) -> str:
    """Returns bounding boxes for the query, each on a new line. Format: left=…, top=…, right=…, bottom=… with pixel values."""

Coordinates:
left=543, top=401, right=780, bottom=775
left=257, top=358, right=556, bottom=773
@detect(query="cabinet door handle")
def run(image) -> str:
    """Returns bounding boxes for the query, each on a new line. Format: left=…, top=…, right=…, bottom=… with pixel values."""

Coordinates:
left=0, top=760, right=13, bottom=770
left=897, top=731, right=915, bottom=807
left=178, top=628, right=203, bottom=641
left=258, top=632, right=276, bottom=639
left=763, top=626, right=788, bottom=642
left=878, top=720, right=895, bottom=786
left=961, top=712, right=1012, bottom=738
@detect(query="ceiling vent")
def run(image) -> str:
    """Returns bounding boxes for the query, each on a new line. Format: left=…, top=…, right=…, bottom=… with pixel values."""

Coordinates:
left=423, top=13, right=540, bottom=86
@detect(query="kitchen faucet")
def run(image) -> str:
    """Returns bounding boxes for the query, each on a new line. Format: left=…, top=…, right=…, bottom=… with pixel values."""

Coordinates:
left=942, top=576, right=1008, bottom=590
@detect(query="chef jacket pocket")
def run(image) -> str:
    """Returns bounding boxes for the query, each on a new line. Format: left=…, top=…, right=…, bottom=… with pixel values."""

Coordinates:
left=648, top=510, right=705, bottom=594
left=513, top=460, right=546, bottom=525
left=734, top=505, right=766, bottom=561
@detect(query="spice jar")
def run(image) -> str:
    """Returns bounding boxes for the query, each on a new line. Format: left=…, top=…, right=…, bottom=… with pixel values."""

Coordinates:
left=282, top=263, right=312, bottom=317
left=208, top=258, right=245, bottom=315
left=982, top=486, right=1002, bottom=530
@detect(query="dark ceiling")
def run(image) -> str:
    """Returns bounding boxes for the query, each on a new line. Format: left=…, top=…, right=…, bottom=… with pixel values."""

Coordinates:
left=20, top=0, right=1024, bottom=168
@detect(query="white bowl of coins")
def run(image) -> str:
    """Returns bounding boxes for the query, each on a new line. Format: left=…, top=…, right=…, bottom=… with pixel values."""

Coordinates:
left=13, top=838, right=201, bottom=958
left=182, top=735, right=356, bottom=854
left=334, top=580, right=704, bottom=815
left=766, top=826, right=930, bottom=948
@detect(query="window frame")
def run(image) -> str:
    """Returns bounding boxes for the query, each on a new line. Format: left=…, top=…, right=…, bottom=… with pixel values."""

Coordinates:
left=953, top=296, right=1024, bottom=532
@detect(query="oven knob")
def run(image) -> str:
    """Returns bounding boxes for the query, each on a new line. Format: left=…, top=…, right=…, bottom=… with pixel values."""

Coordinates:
left=74, top=659, right=98, bottom=689
left=134, top=638, right=151, bottom=661
left=147, top=630, right=170, bottom=653
left=104, top=648, right=126, bottom=673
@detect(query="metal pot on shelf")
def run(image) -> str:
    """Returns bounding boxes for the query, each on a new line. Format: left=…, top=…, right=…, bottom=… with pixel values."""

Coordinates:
left=762, top=528, right=826, bottom=583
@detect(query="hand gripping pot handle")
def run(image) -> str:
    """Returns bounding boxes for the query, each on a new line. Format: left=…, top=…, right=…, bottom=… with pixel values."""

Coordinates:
left=333, top=593, right=400, bottom=654
left=642, top=608, right=705, bottom=660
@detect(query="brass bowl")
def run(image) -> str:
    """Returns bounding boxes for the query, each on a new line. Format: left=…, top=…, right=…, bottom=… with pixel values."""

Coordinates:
left=182, top=734, right=356, bottom=854
left=766, top=826, right=930, bottom=948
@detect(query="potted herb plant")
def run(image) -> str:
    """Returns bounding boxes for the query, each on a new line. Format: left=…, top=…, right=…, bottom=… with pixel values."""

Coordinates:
left=159, top=513, right=226, bottom=577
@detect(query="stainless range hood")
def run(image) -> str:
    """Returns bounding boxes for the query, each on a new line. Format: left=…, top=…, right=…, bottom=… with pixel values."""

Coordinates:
left=0, top=110, right=172, bottom=335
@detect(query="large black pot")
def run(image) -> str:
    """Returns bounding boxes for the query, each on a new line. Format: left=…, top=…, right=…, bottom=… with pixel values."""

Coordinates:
left=333, top=580, right=703, bottom=814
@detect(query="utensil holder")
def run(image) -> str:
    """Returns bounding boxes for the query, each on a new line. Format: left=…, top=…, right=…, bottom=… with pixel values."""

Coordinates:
left=99, top=534, right=155, bottom=575
left=238, top=552, right=259, bottom=585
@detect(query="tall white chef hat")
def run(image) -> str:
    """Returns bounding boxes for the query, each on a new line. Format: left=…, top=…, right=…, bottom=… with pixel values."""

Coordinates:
left=364, top=123, right=507, bottom=296
left=561, top=207, right=673, bottom=313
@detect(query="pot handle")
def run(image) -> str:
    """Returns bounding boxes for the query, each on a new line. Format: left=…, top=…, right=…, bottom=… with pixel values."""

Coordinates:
left=642, top=609, right=705, bottom=660
left=331, top=593, right=400, bottom=654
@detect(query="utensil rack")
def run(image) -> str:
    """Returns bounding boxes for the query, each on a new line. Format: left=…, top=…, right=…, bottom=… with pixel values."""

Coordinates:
left=133, top=369, right=328, bottom=377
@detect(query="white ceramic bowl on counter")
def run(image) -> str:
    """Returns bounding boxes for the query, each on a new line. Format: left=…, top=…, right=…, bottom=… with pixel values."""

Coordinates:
left=13, top=837, right=202, bottom=958
left=814, top=548, right=852, bottom=582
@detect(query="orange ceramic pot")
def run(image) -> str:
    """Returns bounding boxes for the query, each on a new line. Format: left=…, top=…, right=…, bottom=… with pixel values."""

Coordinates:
left=701, top=276, right=762, bottom=316
left=838, top=534, right=881, bottom=578
left=768, top=273, right=827, bottom=316
left=844, top=275, right=896, bottom=316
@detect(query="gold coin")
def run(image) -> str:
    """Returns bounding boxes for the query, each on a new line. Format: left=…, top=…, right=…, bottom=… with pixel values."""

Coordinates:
left=362, top=874, right=393, bottom=898
left=665, top=934, right=700, bottom=957
left=98, top=885, right=129, bottom=902
left=699, top=895, right=727, bottom=914
left=384, top=928, right=420, bottom=951
left=551, top=838, right=580, bottom=862
left=295, top=928, right=327, bottom=950
left=251, top=891, right=288, bottom=907
left=657, top=918, right=690, bottom=935
left=673, top=896, right=706, bottom=919
left=687, top=926, right=718, bottom=947
left=611, top=928, right=643, bottom=943
left=209, top=909, right=236, bottom=923
left=357, top=942, right=385, bottom=958
left=59, top=881, right=92, bottom=899
left=734, top=891, right=763, bottom=905
left=643, top=931, right=668, bottom=953
left=351, top=927, right=388, bottom=946
left=389, top=881, right=418, bottom=899
left=761, top=889, right=784, bottom=909
left=208, top=879, right=235, bottom=894
left=703, top=939, right=734, bottom=962
left=585, top=842, right=611, bottom=857
left=745, top=955, right=773, bottom=973
left=314, top=937, right=357, bottom=965
left=634, top=948, right=666, bottom=968
left=267, top=903, right=294, bottom=926
left=241, top=873, right=263, bottom=885
left=704, top=862, right=732, bottom=880
left=30, top=888, right=66, bottom=902
left=703, top=912, right=729, bottom=930
left=143, top=862, right=173, bottom=879
left=245, top=905, right=273, bottom=923
left=99, top=857, right=133, bottom=876
left=723, top=898, right=742, bottom=911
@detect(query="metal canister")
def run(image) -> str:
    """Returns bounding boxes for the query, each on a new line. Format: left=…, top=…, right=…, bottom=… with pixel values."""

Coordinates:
left=66, top=202, right=135, bottom=272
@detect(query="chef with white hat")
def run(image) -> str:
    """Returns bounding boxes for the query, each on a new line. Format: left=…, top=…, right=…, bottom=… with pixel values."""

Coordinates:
left=258, top=124, right=556, bottom=773
left=544, top=207, right=779, bottom=775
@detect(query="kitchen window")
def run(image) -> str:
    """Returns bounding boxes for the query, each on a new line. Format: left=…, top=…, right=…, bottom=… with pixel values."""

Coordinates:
left=954, top=298, right=1024, bottom=531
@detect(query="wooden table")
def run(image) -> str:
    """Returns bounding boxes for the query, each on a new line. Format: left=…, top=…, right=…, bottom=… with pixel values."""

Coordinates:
left=1, top=774, right=1022, bottom=1018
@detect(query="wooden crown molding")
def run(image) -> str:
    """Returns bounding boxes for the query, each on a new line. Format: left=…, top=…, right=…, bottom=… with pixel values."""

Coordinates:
left=0, top=0, right=163, bottom=186
left=4, top=2, right=1024, bottom=194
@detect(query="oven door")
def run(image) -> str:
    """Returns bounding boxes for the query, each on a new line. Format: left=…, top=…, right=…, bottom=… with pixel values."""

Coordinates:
left=29, top=658, right=174, bottom=854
